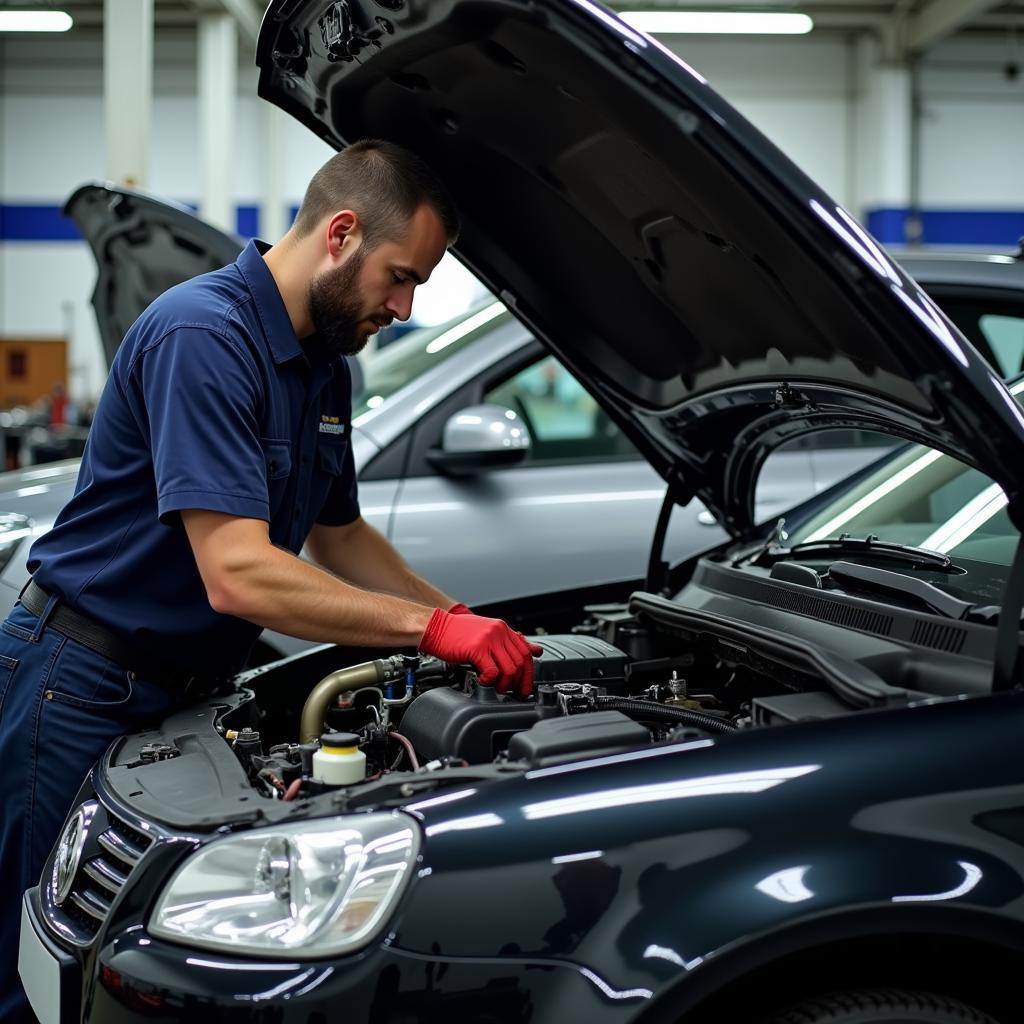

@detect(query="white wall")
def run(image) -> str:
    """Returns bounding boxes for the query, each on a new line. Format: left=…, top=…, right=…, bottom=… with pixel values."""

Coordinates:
left=1, top=31, right=337, bottom=402
left=2, top=26, right=1023, bottom=403
left=662, top=31, right=1024, bottom=238
left=918, top=38, right=1024, bottom=208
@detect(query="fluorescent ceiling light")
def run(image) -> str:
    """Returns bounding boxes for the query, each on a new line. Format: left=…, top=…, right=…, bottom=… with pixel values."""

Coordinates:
left=0, top=10, right=73, bottom=32
left=620, top=11, right=813, bottom=34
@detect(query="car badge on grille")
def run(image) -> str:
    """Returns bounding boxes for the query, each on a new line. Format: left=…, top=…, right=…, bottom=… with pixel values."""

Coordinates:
left=51, top=802, right=95, bottom=906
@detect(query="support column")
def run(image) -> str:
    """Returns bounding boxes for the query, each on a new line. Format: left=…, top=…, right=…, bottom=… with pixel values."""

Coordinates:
left=853, top=34, right=915, bottom=245
left=103, top=0, right=153, bottom=187
left=198, top=13, right=237, bottom=233
left=261, top=104, right=288, bottom=243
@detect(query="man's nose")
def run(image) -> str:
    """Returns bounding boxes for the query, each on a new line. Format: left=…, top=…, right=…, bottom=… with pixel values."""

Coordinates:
left=386, top=288, right=415, bottom=323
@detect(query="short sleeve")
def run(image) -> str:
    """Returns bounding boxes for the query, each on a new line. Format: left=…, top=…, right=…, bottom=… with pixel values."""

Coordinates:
left=125, top=326, right=270, bottom=525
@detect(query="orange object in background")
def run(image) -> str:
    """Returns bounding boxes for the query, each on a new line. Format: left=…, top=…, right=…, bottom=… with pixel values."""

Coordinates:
left=0, top=338, right=67, bottom=409
left=1, top=339, right=71, bottom=468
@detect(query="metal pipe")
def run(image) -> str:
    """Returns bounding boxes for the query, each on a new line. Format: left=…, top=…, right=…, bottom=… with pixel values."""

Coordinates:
left=300, top=660, right=386, bottom=743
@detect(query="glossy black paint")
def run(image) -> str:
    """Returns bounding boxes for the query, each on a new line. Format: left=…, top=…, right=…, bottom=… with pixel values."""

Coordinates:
left=395, top=693, right=1024, bottom=973
left=256, top=0, right=1024, bottom=537
left=26, top=684, right=1024, bottom=1022
left=88, top=934, right=616, bottom=1024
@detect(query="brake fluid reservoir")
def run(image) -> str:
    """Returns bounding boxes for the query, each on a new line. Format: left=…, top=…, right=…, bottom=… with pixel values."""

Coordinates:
left=312, top=732, right=366, bottom=785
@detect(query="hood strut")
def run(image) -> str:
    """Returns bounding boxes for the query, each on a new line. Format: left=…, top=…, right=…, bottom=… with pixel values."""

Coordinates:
left=645, top=478, right=692, bottom=596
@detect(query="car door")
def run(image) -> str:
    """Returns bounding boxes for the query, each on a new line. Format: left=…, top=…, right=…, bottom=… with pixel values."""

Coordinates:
left=385, top=351, right=821, bottom=606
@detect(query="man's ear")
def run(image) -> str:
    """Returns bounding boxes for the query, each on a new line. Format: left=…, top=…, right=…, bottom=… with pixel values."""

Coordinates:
left=325, top=209, right=362, bottom=260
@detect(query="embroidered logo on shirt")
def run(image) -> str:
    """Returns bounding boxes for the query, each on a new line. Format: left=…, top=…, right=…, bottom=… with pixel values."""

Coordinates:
left=319, top=415, right=346, bottom=436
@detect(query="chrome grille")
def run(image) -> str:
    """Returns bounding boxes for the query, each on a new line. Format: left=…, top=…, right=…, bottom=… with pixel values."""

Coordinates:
left=96, top=825, right=146, bottom=866
left=50, top=806, right=154, bottom=942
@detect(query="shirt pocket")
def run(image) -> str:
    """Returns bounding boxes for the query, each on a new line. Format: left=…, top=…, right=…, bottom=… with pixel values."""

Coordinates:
left=261, top=438, right=293, bottom=517
left=317, top=433, right=350, bottom=476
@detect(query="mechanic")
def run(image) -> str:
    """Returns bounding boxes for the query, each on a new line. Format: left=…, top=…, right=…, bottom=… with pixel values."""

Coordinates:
left=0, top=139, right=541, bottom=1020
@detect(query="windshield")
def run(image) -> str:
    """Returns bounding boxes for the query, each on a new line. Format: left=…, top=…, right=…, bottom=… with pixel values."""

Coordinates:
left=352, top=300, right=509, bottom=419
left=786, top=418, right=1021, bottom=606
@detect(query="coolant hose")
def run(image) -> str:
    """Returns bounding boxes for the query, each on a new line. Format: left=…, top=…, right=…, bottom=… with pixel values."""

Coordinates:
left=300, top=660, right=386, bottom=743
left=595, top=696, right=737, bottom=734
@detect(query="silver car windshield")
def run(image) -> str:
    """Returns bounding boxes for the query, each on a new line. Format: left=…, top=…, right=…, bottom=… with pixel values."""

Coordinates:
left=353, top=300, right=509, bottom=419
left=786, top=382, right=1024, bottom=605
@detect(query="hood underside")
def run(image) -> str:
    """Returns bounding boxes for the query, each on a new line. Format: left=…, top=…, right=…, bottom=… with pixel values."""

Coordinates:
left=256, top=0, right=1024, bottom=537
left=65, top=183, right=243, bottom=368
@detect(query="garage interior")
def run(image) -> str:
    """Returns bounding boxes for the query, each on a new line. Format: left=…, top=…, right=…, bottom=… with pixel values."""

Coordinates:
left=2, top=0, right=1023, bottom=429
left=3, top=3, right=1024, bottom=1023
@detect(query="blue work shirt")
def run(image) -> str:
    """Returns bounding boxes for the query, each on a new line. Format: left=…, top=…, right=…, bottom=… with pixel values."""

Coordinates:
left=29, top=240, right=360, bottom=675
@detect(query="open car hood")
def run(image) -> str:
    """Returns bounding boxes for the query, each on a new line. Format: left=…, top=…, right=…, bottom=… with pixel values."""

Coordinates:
left=65, top=183, right=243, bottom=368
left=256, top=0, right=1024, bottom=538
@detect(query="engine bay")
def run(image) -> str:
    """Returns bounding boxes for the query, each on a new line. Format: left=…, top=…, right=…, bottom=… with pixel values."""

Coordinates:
left=185, top=595, right=909, bottom=806
left=106, top=576, right=992, bottom=821
left=222, top=624, right=740, bottom=803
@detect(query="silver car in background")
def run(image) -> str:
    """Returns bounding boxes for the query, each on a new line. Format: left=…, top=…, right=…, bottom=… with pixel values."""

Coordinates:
left=2, top=186, right=1022, bottom=659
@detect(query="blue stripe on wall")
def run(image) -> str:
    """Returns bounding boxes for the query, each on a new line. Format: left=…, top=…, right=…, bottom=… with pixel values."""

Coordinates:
left=236, top=205, right=260, bottom=239
left=867, top=208, right=1024, bottom=248
left=863, top=209, right=906, bottom=246
left=0, top=205, right=82, bottom=242
left=5, top=202, right=1024, bottom=248
left=0, top=203, right=266, bottom=242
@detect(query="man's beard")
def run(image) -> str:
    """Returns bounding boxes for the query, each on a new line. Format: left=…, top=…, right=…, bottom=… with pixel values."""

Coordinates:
left=307, top=249, right=374, bottom=358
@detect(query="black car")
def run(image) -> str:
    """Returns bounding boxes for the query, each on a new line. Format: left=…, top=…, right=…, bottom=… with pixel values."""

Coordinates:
left=16, top=2, right=1024, bottom=1023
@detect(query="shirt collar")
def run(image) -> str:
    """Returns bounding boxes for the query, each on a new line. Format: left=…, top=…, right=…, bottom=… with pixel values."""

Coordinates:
left=236, top=239, right=303, bottom=365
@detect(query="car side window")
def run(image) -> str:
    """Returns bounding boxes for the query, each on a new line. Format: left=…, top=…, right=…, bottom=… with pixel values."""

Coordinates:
left=939, top=301, right=1024, bottom=378
left=978, top=314, right=1024, bottom=377
left=484, top=355, right=638, bottom=464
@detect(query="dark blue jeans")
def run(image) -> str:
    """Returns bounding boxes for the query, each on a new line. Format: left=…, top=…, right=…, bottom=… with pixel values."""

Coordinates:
left=0, top=601, right=177, bottom=1021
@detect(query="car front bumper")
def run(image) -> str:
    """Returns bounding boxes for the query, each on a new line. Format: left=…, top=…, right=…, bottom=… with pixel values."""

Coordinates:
left=21, top=882, right=644, bottom=1024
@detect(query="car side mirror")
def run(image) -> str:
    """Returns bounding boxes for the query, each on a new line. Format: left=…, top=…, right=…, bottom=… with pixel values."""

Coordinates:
left=427, top=404, right=532, bottom=476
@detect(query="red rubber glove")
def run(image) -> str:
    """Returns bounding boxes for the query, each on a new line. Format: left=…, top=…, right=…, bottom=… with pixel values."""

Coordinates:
left=419, top=609, right=543, bottom=697
left=448, top=602, right=472, bottom=615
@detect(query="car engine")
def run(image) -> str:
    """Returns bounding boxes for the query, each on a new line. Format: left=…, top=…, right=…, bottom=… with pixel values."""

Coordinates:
left=205, top=597, right=845, bottom=805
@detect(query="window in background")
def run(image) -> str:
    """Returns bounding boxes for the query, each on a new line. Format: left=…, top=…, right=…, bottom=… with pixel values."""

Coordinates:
left=485, top=355, right=638, bottom=464
left=941, top=302, right=1024, bottom=379
left=978, top=313, right=1024, bottom=377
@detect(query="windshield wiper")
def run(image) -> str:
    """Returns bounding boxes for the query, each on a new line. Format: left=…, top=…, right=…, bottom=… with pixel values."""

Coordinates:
left=828, top=561, right=973, bottom=619
left=749, top=533, right=961, bottom=573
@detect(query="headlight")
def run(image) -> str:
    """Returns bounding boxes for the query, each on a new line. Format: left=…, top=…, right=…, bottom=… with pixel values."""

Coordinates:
left=149, top=813, right=419, bottom=958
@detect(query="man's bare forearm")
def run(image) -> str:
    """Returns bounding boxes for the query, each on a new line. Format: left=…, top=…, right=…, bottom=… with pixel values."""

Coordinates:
left=306, top=517, right=458, bottom=610
left=184, top=511, right=433, bottom=647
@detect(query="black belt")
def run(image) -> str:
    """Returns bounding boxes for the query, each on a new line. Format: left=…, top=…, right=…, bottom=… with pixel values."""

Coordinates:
left=21, top=580, right=224, bottom=697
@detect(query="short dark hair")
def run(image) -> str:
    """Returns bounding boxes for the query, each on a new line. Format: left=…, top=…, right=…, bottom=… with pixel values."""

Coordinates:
left=293, top=139, right=459, bottom=248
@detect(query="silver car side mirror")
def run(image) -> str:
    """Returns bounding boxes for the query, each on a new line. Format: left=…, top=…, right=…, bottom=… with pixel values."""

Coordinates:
left=443, top=404, right=531, bottom=453
left=427, top=404, right=532, bottom=476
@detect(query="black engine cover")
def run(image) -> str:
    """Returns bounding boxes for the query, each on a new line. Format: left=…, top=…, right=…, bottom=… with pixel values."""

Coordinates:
left=400, top=635, right=629, bottom=763
left=531, top=634, right=628, bottom=693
